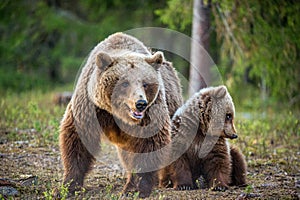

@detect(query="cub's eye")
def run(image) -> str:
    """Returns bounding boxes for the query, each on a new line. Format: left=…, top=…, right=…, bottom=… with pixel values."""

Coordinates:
left=225, top=113, right=232, bottom=121
left=143, top=82, right=148, bottom=88
left=121, top=81, right=129, bottom=88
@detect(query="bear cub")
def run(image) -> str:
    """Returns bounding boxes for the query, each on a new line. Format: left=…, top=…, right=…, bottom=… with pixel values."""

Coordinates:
left=160, top=85, right=247, bottom=191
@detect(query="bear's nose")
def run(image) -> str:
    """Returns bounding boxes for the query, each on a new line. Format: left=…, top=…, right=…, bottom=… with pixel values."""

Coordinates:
left=135, top=99, right=148, bottom=112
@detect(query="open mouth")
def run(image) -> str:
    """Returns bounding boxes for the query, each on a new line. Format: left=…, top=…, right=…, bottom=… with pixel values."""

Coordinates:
left=129, top=110, right=144, bottom=120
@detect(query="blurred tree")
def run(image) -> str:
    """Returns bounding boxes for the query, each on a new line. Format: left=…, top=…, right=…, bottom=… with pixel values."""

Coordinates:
left=188, top=0, right=211, bottom=96
left=157, top=0, right=300, bottom=106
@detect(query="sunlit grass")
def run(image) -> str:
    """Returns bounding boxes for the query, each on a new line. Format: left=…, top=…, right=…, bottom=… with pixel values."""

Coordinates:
left=1, top=87, right=299, bottom=155
left=0, top=86, right=72, bottom=146
left=234, top=110, right=300, bottom=175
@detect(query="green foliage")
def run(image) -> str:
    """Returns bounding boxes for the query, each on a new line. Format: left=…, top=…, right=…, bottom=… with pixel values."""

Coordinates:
left=244, top=184, right=254, bottom=194
left=0, top=0, right=165, bottom=94
left=156, top=0, right=300, bottom=108
left=43, top=183, right=69, bottom=200
left=0, top=68, right=50, bottom=94
left=214, top=0, right=300, bottom=106
left=155, top=0, right=193, bottom=32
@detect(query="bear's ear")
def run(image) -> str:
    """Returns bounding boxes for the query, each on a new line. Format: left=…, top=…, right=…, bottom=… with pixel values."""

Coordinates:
left=213, top=85, right=227, bottom=99
left=145, top=51, right=164, bottom=70
left=96, top=52, right=113, bottom=71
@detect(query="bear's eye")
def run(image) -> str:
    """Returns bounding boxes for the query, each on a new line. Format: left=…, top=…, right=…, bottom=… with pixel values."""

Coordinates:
left=225, top=113, right=232, bottom=121
left=121, top=81, right=129, bottom=88
left=143, top=82, right=148, bottom=88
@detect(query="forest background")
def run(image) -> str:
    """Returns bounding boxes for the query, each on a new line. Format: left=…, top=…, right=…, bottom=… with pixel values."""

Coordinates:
left=1, top=0, right=299, bottom=109
left=0, top=0, right=299, bottom=199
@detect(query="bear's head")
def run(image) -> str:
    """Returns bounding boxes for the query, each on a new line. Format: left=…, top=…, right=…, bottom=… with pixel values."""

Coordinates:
left=201, top=85, right=238, bottom=139
left=88, top=51, right=164, bottom=125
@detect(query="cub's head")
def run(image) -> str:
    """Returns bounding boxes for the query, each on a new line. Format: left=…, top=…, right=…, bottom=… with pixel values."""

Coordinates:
left=201, top=85, right=238, bottom=139
left=88, top=51, right=163, bottom=125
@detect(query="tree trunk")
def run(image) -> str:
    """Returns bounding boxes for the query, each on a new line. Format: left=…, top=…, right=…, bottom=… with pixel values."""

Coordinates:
left=188, top=0, right=211, bottom=97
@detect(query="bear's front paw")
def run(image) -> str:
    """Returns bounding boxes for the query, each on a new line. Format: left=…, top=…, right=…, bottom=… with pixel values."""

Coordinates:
left=138, top=190, right=152, bottom=198
left=53, top=185, right=83, bottom=199
left=175, top=184, right=193, bottom=191
left=122, top=186, right=151, bottom=198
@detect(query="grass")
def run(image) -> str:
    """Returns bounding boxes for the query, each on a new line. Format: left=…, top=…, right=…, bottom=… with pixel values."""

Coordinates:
left=0, top=90, right=64, bottom=146
left=0, top=88, right=299, bottom=199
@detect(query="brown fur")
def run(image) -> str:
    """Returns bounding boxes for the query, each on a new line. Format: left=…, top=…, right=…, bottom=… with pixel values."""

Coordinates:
left=59, top=103, right=95, bottom=190
left=159, top=86, right=247, bottom=191
left=59, top=33, right=183, bottom=198
left=160, top=61, right=183, bottom=118
left=230, top=145, right=247, bottom=186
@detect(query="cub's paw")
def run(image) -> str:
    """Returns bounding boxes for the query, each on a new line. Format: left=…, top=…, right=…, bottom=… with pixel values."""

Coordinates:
left=212, top=185, right=228, bottom=191
left=175, top=184, right=193, bottom=191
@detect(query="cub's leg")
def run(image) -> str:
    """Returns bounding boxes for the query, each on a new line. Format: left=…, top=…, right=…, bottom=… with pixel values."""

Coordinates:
left=170, top=156, right=193, bottom=190
left=59, top=103, right=95, bottom=193
left=202, top=145, right=231, bottom=191
left=230, top=145, right=247, bottom=186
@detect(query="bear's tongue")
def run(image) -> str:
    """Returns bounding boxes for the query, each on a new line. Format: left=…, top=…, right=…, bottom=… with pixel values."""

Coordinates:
left=132, top=111, right=144, bottom=119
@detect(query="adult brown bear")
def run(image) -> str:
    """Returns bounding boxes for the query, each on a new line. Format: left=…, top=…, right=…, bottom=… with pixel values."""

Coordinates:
left=59, top=33, right=183, bottom=197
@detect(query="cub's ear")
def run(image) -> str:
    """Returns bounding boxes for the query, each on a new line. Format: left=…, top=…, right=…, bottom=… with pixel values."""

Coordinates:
left=96, top=52, right=113, bottom=71
left=213, top=85, right=227, bottom=99
left=145, top=51, right=164, bottom=70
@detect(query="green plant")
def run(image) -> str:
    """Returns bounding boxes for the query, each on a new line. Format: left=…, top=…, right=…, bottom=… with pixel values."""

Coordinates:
left=244, top=184, right=254, bottom=194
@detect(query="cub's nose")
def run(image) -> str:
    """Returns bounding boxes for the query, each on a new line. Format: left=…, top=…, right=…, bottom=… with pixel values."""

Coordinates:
left=230, top=134, right=238, bottom=139
left=135, top=99, right=148, bottom=112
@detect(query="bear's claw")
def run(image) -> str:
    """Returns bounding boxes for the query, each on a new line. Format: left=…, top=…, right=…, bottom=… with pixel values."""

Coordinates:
left=175, top=185, right=193, bottom=190
left=213, top=185, right=228, bottom=191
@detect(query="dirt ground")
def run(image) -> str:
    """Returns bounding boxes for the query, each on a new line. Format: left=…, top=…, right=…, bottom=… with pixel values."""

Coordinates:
left=0, top=131, right=299, bottom=200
